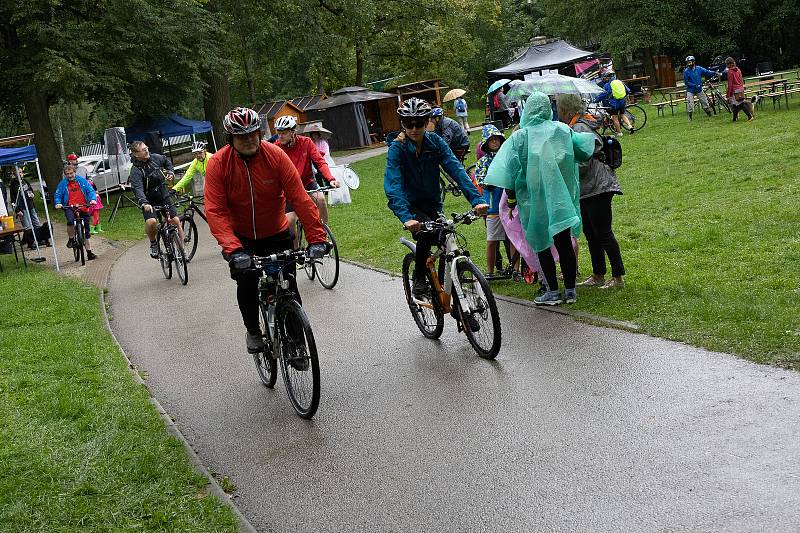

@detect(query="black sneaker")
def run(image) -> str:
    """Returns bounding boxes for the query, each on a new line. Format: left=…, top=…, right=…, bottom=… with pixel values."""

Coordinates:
left=245, top=329, right=265, bottom=354
left=464, top=312, right=481, bottom=333
left=87, top=251, right=97, bottom=261
left=149, top=240, right=159, bottom=259
left=412, top=278, right=431, bottom=301
left=66, top=237, right=75, bottom=248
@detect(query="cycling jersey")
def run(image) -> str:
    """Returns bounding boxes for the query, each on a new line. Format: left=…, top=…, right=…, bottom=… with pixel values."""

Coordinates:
left=273, top=135, right=335, bottom=186
left=205, top=141, right=326, bottom=255
left=173, top=153, right=210, bottom=193
left=129, top=153, right=174, bottom=207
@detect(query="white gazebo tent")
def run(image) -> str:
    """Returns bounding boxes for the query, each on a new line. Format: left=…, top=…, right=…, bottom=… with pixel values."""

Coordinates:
left=0, top=145, right=60, bottom=270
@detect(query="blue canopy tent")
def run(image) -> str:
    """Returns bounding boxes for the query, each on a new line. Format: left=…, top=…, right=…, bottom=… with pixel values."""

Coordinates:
left=0, top=144, right=59, bottom=269
left=125, top=113, right=216, bottom=153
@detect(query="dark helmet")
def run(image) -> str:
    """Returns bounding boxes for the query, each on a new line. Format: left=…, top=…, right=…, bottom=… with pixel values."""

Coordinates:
left=223, top=107, right=261, bottom=135
left=397, top=97, right=432, bottom=119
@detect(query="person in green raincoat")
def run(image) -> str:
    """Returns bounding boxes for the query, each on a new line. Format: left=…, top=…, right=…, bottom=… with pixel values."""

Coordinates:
left=484, top=91, right=595, bottom=306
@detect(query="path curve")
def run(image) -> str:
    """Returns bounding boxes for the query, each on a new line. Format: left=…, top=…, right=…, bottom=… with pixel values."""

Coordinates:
left=109, top=222, right=800, bottom=532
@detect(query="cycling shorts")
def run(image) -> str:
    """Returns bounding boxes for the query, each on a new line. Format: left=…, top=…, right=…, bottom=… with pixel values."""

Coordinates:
left=142, top=196, right=177, bottom=221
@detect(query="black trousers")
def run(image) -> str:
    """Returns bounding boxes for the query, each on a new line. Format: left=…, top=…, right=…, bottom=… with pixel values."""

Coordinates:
left=537, top=229, right=577, bottom=291
left=233, top=231, right=296, bottom=331
left=409, top=206, right=442, bottom=281
left=580, top=192, right=625, bottom=278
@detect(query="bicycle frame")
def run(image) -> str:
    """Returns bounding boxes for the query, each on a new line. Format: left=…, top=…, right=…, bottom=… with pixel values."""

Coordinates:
left=254, top=251, right=305, bottom=355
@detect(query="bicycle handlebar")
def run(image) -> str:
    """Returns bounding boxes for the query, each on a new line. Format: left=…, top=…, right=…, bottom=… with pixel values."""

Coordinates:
left=251, top=249, right=307, bottom=267
left=414, top=210, right=479, bottom=233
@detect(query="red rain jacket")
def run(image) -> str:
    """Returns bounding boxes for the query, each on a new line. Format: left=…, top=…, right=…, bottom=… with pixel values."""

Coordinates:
left=274, top=134, right=335, bottom=186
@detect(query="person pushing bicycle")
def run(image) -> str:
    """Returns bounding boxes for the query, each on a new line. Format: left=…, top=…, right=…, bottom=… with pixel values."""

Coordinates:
left=129, top=140, right=184, bottom=258
left=384, top=97, right=488, bottom=301
left=205, top=107, right=328, bottom=354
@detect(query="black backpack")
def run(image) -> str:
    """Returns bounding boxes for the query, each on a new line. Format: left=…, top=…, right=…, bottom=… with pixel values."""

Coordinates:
left=577, top=117, right=622, bottom=170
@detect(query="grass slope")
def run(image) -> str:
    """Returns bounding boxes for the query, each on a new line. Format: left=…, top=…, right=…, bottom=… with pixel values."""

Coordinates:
left=328, top=104, right=800, bottom=367
left=0, top=263, right=237, bottom=531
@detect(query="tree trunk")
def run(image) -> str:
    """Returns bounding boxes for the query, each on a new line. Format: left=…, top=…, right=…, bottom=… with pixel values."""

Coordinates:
left=202, top=69, right=232, bottom=151
left=22, top=88, right=62, bottom=192
left=355, top=42, right=364, bottom=87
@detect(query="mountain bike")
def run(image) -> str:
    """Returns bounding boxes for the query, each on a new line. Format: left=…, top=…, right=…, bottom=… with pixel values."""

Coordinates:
left=296, top=186, right=340, bottom=289
left=399, top=210, right=502, bottom=359
left=151, top=204, right=188, bottom=285
left=66, top=204, right=91, bottom=265
left=705, top=75, right=731, bottom=114
left=590, top=103, right=647, bottom=134
left=174, top=193, right=206, bottom=262
left=250, top=249, right=321, bottom=419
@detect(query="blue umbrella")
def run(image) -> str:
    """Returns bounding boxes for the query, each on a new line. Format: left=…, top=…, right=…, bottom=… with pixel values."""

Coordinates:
left=487, top=79, right=511, bottom=94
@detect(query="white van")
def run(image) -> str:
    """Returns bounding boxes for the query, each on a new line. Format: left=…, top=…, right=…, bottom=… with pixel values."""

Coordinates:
left=77, top=154, right=131, bottom=193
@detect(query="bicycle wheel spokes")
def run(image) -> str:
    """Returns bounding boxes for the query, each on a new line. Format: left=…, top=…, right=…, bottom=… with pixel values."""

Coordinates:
left=401, top=253, right=444, bottom=339
left=278, top=300, right=320, bottom=419
left=456, top=261, right=501, bottom=359
left=315, top=223, right=339, bottom=289
left=180, top=216, right=198, bottom=262
left=157, top=231, right=172, bottom=279
left=625, top=104, right=647, bottom=132
left=254, top=304, right=277, bottom=388
left=171, top=231, right=188, bottom=285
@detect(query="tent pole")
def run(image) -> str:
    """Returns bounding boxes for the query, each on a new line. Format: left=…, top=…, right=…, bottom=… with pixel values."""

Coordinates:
left=34, top=159, right=59, bottom=271
left=14, top=165, right=42, bottom=258
left=210, top=130, right=218, bottom=152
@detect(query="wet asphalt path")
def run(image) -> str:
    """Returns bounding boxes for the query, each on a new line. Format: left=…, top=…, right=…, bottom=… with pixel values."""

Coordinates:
left=110, top=222, right=800, bottom=532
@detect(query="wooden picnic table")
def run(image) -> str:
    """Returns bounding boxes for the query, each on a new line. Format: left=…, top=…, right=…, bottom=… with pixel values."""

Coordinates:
left=0, top=226, right=27, bottom=272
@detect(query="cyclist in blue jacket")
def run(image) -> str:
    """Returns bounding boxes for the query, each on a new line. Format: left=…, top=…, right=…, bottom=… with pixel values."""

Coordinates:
left=594, top=71, right=630, bottom=137
left=384, top=98, right=488, bottom=300
left=683, top=55, right=715, bottom=120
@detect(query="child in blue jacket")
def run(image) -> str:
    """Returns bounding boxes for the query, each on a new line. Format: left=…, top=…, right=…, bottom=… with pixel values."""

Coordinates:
left=54, top=164, right=98, bottom=259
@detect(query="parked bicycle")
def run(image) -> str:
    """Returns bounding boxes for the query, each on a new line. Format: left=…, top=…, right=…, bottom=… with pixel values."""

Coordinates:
left=65, top=203, right=91, bottom=265
left=151, top=204, right=188, bottom=285
left=174, top=193, right=206, bottom=262
left=296, top=185, right=340, bottom=289
left=249, top=249, right=321, bottom=419
left=589, top=102, right=648, bottom=134
left=704, top=75, right=731, bottom=114
left=399, top=210, right=502, bottom=359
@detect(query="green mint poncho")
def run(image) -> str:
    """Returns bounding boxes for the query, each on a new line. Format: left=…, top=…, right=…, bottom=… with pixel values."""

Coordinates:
left=484, top=91, right=595, bottom=253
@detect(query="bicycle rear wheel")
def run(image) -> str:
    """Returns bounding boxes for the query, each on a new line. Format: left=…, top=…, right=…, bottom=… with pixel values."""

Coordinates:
left=180, top=216, right=198, bottom=262
left=74, top=219, right=86, bottom=265
left=624, top=104, right=647, bottom=132
left=278, top=299, right=320, bottom=419
left=254, top=303, right=277, bottom=388
left=297, top=222, right=315, bottom=280
left=401, top=252, right=444, bottom=339
left=171, top=231, right=188, bottom=285
left=453, top=260, right=501, bottom=359
left=157, top=231, right=172, bottom=279
left=315, top=223, right=339, bottom=289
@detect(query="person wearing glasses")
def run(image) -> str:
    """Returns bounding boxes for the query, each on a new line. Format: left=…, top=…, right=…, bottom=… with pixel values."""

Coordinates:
left=384, top=98, right=488, bottom=301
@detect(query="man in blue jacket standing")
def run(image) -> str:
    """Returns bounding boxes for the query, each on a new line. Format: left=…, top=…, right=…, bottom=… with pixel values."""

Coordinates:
left=384, top=98, right=487, bottom=300
left=683, top=55, right=715, bottom=121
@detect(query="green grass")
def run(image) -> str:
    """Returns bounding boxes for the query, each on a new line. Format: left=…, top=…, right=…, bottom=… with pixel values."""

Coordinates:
left=328, top=103, right=800, bottom=368
left=0, top=263, right=237, bottom=531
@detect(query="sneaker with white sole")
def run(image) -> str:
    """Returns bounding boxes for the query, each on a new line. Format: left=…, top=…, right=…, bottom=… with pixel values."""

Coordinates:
left=577, top=275, right=605, bottom=287
left=534, top=290, right=562, bottom=306
left=149, top=240, right=159, bottom=259
left=564, top=288, right=577, bottom=304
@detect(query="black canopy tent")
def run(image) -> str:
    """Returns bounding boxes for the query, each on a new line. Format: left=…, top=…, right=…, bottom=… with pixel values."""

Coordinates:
left=488, top=40, right=595, bottom=80
left=304, top=87, right=396, bottom=150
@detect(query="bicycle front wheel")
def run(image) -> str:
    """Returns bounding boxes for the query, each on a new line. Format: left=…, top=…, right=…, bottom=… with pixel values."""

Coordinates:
left=157, top=231, right=172, bottom=279
left=171, top=231, right=188, bottom=285
left=401, top=252, right=444, bottom=339
left=254, top=303, right=277, bottom=388
left=180, top=216, right=198, bottom=262
left=453, top=260, right=501, bottom=359
left=315, top=223, right=339, bottom=289
left=624, top=104, right=647, bottom=132
left=73, top=222, right=83, bottom=264
left=278, top=299, right=320, bottom=419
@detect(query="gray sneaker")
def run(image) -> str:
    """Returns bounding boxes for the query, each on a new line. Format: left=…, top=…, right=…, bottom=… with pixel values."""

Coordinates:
left=245, top=329, right=265, bottom=354
left=564, top=288, right=577, bottom=304
left=534, top=290, right=563, bottom=306
left=149, top=240, right=159, bottom=259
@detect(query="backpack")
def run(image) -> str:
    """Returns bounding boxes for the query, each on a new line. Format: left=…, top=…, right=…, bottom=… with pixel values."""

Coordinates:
left=455, top=99, right=466, bottom=113
left=599, top=135, right=623, bottom=169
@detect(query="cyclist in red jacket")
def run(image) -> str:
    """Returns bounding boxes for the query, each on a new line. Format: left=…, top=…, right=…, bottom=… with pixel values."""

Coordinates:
left=205, top=107, right=328, bottom=353
left=272, top=115, right=339, bottom=236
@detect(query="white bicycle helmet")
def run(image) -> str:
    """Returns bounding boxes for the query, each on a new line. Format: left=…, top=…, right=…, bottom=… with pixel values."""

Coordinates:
left=191, top=141, right=207, bottom=153
left=397, top=97, right=432, bottom=118
left=223, top=107, right=261, bottom=135
left=686, top=55, right=695, bottom=62
left=275, top=115, right=297, bottom=131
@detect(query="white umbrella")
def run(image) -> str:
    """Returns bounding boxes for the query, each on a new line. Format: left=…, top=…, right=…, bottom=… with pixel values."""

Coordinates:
left=443, top=89, right=466, bottom=102
left=506, top=74, right=605, bottom=104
